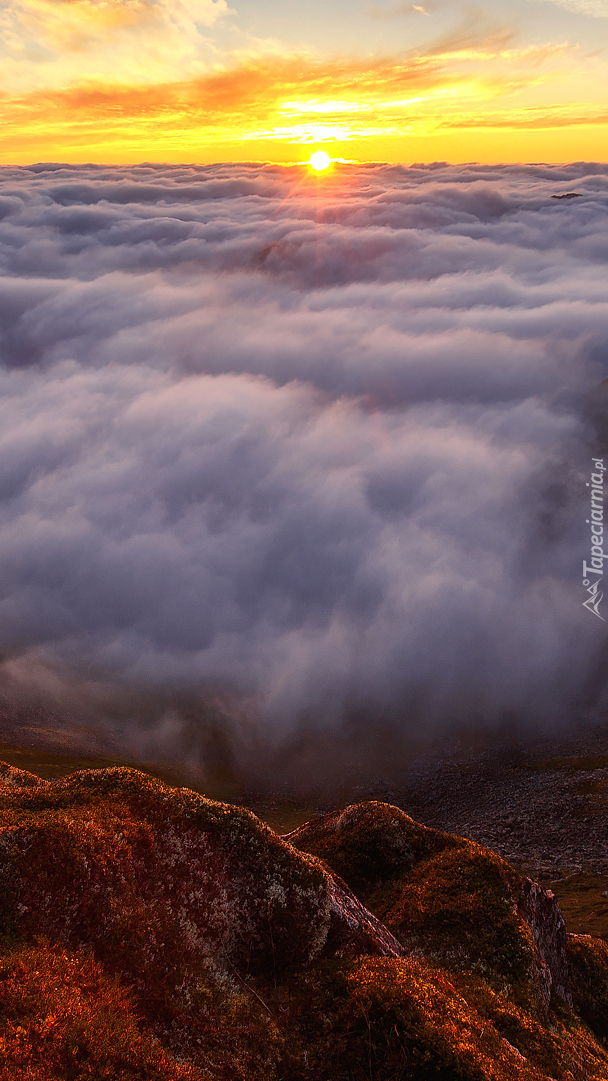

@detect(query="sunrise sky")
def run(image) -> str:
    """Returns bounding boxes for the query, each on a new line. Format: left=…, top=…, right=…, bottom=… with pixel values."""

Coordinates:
left=1, top=0, right=607, bottom=164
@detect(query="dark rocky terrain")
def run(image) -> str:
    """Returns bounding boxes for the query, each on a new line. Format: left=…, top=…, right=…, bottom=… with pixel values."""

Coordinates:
left=348, top=723, right=608, bottom=878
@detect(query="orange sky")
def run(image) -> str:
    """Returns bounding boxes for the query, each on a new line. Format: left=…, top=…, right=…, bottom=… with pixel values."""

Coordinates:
left=1, top=0, right=607, bottom=164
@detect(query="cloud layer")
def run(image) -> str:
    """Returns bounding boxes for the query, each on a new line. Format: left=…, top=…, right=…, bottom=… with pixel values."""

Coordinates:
left=0, top=160, right=607, bottom=772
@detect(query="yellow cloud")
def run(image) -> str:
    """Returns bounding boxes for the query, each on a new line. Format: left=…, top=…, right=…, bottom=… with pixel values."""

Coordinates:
left=444, top=104, right=608, bottom=128
left=0, top=33, right=603, bottom=163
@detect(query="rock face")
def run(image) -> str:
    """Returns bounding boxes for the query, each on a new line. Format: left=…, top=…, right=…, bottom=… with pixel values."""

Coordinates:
left=325, top=880, right=404, bottom=960
left=288, top=800, right=571, bottom=1008
left=515, top=878, right=571, bottom=1004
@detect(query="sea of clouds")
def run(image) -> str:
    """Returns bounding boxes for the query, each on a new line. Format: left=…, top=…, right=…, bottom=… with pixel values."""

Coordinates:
left=0, top=160, right=607, bottom=777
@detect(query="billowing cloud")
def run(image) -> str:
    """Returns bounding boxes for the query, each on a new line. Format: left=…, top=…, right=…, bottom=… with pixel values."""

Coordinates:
left=0, top=160, right=607, bottom=778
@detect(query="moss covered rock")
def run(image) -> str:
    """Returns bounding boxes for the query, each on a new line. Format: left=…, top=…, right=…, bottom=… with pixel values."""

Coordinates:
left=298, top=956, right=540, bottom=1081
left=285, top=800, right=457, bottom=896
left=0, top=769, right=403, bottom=1007
left=1, top=771, right=607, bottom=1081
left=567, top=933, right=608, bottom=1046
left=288, top=802, right=569, bottom=1009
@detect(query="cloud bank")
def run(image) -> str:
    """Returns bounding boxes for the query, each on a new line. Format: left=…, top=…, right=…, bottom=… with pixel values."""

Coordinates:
left=0, top=160, right=607, bottom=777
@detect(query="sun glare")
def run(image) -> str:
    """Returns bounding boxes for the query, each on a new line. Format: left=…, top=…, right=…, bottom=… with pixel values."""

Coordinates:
left=309, top=151, right=331, bottom=171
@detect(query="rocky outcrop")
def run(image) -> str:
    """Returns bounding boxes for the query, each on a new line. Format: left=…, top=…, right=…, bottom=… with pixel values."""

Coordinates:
left=0, top=768, right=403, bottom=996
left=514, top=878, right=571, bottom=1004
left=285, top=800, right=457, bottom=893
left=1, top=766, right=607, bottom=1081
left=289, top=800, right=571, bottom=1009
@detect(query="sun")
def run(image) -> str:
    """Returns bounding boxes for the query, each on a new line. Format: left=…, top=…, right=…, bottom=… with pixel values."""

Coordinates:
left=309, top=151, right=331, bottom=171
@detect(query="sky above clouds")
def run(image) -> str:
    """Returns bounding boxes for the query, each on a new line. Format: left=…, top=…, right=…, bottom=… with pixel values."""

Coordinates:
left=0, top=160, right=607, bottom=775
left=0, top=0, right=606, bottom=162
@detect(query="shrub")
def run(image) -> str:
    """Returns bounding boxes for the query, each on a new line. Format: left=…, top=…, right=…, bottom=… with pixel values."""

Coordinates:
left=0, top=942, right=201, bottom=1081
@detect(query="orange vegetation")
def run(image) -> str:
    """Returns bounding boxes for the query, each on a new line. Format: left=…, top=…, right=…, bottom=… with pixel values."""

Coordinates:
left=1, top=764, right=608, bottom=1079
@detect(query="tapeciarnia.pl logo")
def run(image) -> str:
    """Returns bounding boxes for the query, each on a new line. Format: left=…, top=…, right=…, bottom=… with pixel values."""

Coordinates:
left=583, top=457, right=606, bottom=621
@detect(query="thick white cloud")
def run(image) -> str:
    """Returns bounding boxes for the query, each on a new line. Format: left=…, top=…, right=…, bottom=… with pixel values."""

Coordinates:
left=0, top=160, right=607, bottom=770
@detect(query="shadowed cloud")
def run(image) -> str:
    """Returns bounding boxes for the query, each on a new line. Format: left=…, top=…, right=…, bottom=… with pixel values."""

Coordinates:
left=0, top=160, right=606, bottom=782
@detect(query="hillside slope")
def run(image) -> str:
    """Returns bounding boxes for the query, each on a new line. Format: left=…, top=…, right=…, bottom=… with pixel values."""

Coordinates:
left=0, top=763, right=607, bottom=1080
